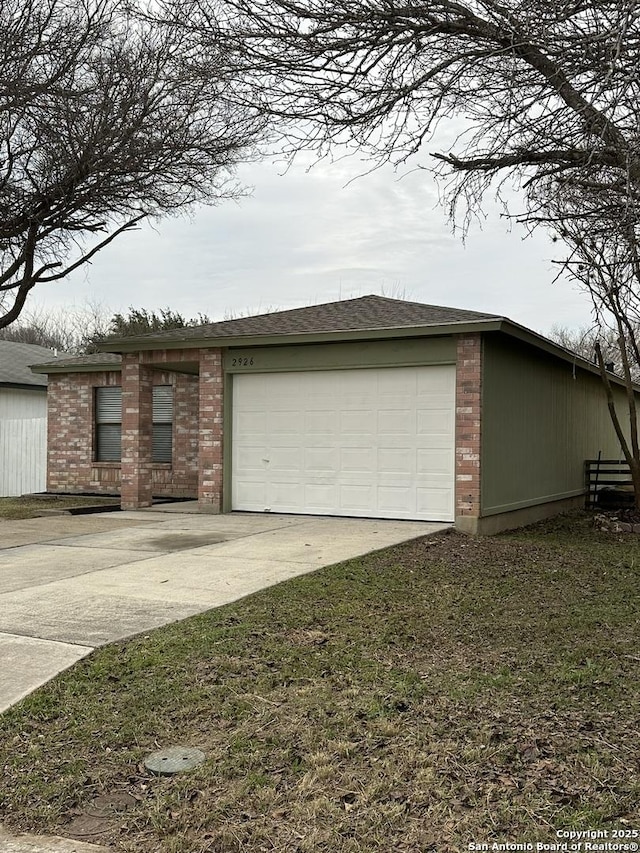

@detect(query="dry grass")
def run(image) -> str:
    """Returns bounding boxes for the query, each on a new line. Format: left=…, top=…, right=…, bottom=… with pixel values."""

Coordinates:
left=0, top=512, right=639, bottom=851
left=0, top=494, right=120, bottom=519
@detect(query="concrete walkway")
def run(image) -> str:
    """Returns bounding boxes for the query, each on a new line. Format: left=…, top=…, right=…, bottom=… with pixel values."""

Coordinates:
left=0, top=508, right=448, bottom=713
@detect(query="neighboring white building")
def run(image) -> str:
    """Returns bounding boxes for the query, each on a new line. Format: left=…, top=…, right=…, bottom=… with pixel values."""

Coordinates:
left=0, top=341, right=64, bottom=496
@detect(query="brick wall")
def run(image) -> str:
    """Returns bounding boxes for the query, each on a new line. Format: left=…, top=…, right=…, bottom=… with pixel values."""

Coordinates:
left=46, top=369, right=200, bottom=497
left=455, top=334, right=482, bottom=521
left=47, top=370, right=119, bottom=494
left=198, top=349, right=224, bottom=509
left=120, top=358, right=154, bottom=507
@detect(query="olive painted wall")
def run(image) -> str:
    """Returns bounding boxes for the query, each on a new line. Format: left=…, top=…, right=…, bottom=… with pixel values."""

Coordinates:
left=481, top=333, right=631, bottom=516
left=224, top=336, right=456, bottom=374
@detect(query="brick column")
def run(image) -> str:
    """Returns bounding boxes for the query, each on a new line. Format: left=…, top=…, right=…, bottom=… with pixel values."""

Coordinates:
left=121, top=355, right=153, bottom=508
left=455, top=334, right=482, bottom=531
left=198, top=349, right=224, bottom=511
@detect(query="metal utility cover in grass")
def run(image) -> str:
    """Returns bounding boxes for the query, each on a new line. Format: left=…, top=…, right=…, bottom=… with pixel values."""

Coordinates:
left=144, top=746, right=205, bottom=775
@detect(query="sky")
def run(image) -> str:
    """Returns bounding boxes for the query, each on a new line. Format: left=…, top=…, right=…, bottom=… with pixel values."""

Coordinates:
left=30, top=151, right=595, bottom=338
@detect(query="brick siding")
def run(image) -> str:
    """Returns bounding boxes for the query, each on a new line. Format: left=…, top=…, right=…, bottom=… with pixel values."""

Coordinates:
left=198, top=349, right=224, bottom=509
left=455, top=334, right=482, bottom=521
left=47, top=368, right=200, bottom=499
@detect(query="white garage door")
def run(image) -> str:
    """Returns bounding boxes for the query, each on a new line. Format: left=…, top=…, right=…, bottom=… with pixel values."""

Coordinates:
left=231, top=366, right=455, bottom=521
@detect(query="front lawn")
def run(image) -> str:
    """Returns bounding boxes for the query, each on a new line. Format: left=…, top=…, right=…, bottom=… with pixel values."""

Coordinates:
left=0, top=494, right=120, bottom=519
left=0, top=514, right=638, bottom=851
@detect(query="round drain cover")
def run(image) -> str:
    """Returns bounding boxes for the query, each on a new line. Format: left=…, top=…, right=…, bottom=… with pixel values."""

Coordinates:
left=144, top=746, right=205, bottom=775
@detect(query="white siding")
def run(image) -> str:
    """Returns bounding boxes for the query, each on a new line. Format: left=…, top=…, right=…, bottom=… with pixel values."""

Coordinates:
left=0, top=388, right=47, bottom=496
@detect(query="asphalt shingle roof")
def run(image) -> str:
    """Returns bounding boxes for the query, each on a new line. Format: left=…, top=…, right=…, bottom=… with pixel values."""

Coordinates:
left=31, top=352, right=123, bottom=372
left=0, top=341, right=70, bottom=386
left=101, top=295, right=503, bottom=347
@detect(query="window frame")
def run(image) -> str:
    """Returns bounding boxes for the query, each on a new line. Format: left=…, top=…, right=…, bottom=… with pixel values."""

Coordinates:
left=93, top=384, right=174, bottom=464
left=94, top=386, right=122, bottom=462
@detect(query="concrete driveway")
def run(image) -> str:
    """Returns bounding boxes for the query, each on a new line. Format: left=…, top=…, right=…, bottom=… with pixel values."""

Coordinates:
left=0, top=507, right=449, bottom=713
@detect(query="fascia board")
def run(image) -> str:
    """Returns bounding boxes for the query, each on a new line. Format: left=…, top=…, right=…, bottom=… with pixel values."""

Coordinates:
left=98, top=320, right=506, bottom=353
left=498, top=319, right=640, bottom=392
left=30, top=362, right=122, bottom=375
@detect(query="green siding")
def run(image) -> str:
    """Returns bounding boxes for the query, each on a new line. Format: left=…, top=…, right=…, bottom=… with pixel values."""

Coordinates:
left=224, top=337, right=456, bottom=374
left=482, top=333, right=631, bottom=515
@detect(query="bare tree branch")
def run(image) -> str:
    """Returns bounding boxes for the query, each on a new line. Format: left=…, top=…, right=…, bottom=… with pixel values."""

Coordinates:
left=0, top=0, right=265, bottom=328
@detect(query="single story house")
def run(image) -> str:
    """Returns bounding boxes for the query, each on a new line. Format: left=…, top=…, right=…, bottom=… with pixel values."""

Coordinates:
left=0, top=341, right=64, bottom=496
left=32, top=295, right=632, bottom=533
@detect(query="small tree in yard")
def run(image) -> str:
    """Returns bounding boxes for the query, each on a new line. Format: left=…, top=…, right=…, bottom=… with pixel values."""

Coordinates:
left=0, top=0, right=264, bottom=329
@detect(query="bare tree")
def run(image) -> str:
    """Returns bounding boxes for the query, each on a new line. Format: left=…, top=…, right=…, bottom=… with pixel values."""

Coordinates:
left=197, top=0, right=640, bottom=221
left=194, top=0, right=640, bottom=505
left=0, top=0, right=264, bottom=329
left=548, top=323, right=625, bottom=374
left=547, top=211, right=640, bottom=505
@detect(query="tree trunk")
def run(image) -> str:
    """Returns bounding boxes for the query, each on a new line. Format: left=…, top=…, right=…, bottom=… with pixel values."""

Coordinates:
left=595, top=342, right=640, bottom=511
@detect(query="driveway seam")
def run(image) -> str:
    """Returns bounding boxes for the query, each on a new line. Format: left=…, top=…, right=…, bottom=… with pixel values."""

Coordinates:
left=0, top=549, right=183, bottom=595
left=0, top=631, right=94, bottom=651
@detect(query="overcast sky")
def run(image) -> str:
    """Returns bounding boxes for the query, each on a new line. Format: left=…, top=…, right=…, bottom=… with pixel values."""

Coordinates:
left=31, top=152, right=594, bottom=337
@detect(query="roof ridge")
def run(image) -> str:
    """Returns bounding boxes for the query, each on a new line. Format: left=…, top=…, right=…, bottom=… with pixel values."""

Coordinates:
left=96, top=294, right=502, bottom=346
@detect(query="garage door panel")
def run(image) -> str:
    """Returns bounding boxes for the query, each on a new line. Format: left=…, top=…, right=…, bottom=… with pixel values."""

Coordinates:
left=417, top=487, right=453, bottom=520
left=377, top=372, right=416, bottom=396
left=377, top=410, right=413, bottom=435
left=267, top=481, right=305, bottom=510
left=236, top=447, right=269, bottom=472
left=417, top=448, right=454, bottom=473
left=417, top=409, right=454, bottom=435
left=268, top=447, right=303, bottom=472
left=341, top=447, right=376, bottom=474
left=234, top=480, right=267, bottom=508
left=340, top=410, right=375, bottom=433
left=377, top=486, right=414, bottom=515
left=268, top=410, right=302, bottom=433
left=304, top=483, right=339, bottom=511
left=235, top=410, right=267, bottom=436
left=377, top=447, right=414, bottom=474
left=416, top=366, right=453, bottom=393
left=305, top=447, right=339, bottom=472
left=306, top=411, right=338, bottom=435
left=339, top=484, right=375, bottom=512
left=232, top=366, right=455, bottom=521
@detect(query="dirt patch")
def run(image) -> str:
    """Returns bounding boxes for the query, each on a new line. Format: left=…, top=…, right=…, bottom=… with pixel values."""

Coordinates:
left=65, top=792, right=137, bottom=842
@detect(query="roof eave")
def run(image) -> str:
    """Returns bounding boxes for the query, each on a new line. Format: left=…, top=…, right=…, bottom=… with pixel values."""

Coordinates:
left=0, top=381, right=47, bottom=390
left=35, top=318, right=635, bottom=391
left=30, top=361, right=122, bottom=375
left=97, top=319, right=506, bottom=353
left=495, top=318, right=639, bottom=392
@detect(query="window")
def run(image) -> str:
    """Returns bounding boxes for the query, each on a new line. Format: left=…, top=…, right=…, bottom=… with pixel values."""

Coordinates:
left=152, top=385, right=173, bottom=463
left=95, top=386, right=122, bottom=462
left=94, top=385, right=173, bottom=463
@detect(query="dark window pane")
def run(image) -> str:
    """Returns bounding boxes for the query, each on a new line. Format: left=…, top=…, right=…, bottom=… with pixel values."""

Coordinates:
left=152, top=423, right=172, bottom=463
left=97, top=424, right=122, bottom=461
